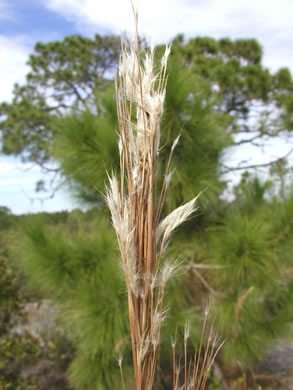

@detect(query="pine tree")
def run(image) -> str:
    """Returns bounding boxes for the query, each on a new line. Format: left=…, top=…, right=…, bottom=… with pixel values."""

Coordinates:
left=3, top=32, right=293, bottom=388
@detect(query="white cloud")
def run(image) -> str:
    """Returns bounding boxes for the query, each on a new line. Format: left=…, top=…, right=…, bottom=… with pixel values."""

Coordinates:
left=45, top=0, right=293, bottom=72
left=0, top=157, right=43, bottom=191
left=0, top=35, right=31, bottom=102
left=0, top=176, right=36, bottom=187
left=0, top=160, right=40, bottom=173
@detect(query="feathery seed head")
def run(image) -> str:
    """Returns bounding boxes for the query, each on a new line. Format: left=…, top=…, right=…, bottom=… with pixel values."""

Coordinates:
left=139, top=337, right=151, bottom=362
left=161, top=261, right=177, bottom=285
left=164, top=170, right=175, bottom=189
left=152, top=334, right=159, bottom=348
left=157, top=195, right=200, bottom=245
left=106, top=15, right=205, bottom=388
left=118, top=135, right=123, bottom=156
left=171, top=336, right=176, bottom=348
left=171, top=133, right=181, bottom=152
left=184, top=321, right=190, bottom=341
left=127, top=269, right=140, bottom=298
left=150, top=272, right=159, bottom=290
left=161, top=44, right=171, bottom=69
left=117, top=354, right=123, bottom=367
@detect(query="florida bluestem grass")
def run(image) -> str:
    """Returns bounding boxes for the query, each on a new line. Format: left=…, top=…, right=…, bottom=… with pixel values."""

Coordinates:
left=106, top=5, right=221, bottom=389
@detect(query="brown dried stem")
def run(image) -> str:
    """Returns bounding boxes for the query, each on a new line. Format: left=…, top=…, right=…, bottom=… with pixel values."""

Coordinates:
left=105, top=5, right=220, bottom=390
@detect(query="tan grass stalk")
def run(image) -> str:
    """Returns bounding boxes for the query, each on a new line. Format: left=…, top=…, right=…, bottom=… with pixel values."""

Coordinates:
left=106, top=5, right=221, bottom=389
left=172, top=314, right=224, bottom=390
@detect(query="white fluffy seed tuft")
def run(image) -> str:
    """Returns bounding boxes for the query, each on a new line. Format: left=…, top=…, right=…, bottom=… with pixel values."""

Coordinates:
left=157, top=194, right=200, bottom=245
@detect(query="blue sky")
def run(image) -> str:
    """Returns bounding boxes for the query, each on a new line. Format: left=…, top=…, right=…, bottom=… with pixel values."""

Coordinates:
left=1, top=0, right=293, bottom=214
left=0, top=0, right=75, bottom=38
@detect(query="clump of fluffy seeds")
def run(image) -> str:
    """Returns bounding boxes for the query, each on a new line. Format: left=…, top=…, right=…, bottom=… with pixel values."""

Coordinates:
left=105, top=7, right=204, bottom=390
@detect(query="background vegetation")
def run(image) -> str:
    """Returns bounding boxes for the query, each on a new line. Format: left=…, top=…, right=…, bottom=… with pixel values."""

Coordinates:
left=1, top=32, right=293, bottom=389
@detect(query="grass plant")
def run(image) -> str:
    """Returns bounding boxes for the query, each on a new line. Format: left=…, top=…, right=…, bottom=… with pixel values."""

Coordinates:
left=106, top=5, right=222, bottom=389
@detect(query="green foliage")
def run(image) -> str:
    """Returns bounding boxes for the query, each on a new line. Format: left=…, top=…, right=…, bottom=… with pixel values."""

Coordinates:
left=2, top=35, right=293, bottom=179
left=210, top=212, right=275, bottom=288
left=16, top=208, right=202, bottom=389
left=0, top=225, right=34, bottom=335
left=0, top=245, right=23, bottom=335
left=0, top=332, right=40, bottom=390
left=52, top=89, right=119, bottom=203
left=206, top=178, right=293, bottom=364
left=159, top=55, right=231, bottom=211
left=207, top=377, right=222, bottom=390
left=17, top=210, right=128, bottom=388
left=3, top=32, right=293, bottom=388
left=0, top=207, right=16, bottom=231
left=51, top=54, right=231, bottom=208
left=0, top=217, right=73, bottom=390
left=0, top=329, right=73, bottom=390
left=0, top=34, right=120, bottom=166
